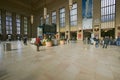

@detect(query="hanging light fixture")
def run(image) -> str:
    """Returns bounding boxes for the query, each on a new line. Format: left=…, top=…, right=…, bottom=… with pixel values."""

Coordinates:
left=44, top=7, right=47, bottom=19
left=69, top=0, right=73, bottom=10
left=31, top=15, right=33, bottom=24
left=44, top=0, right=47, bottom=19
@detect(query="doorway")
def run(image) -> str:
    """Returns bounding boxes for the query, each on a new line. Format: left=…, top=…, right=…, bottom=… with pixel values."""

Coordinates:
left=83, top=29, right=92, bottom=39
left=70, top=31, right=77, bottom=40
left=101, top=28, right=115, bottom=38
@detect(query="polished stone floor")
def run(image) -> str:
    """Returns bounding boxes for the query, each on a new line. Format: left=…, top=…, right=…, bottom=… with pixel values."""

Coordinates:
left=0, top=41, right=120, bottom=80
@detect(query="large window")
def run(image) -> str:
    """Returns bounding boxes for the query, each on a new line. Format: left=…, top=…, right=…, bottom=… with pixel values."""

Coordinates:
left=52, top=11, right=56, bottom=24
left=40, top=17, right=43, bottom=26
left=46, top=14, right=49, bottom=24
left=16, top=15, right=21, bottom=34
left=24, top=17, right=28, bottom=35
left=60, top=8, right=65, bottom=27
left=0, top=10, right=1, bottom=34
left=6, top=12, right=12, bottom=34
left=101, top=0, right=115, bottom=22
left=70, top=3, right=77, bottom=26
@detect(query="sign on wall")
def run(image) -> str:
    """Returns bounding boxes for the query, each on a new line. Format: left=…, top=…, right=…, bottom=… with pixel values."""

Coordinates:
left=82, top=0, right=93, bottom=30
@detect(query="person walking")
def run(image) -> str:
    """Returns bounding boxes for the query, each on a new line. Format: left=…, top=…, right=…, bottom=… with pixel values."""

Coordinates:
left=35, top=37, right=41, bottom=51
left=23, top=35, right=27, bottom=45
left=95, top=36, right=99, bottom=48
left=103, top=36, right=109, bottom=48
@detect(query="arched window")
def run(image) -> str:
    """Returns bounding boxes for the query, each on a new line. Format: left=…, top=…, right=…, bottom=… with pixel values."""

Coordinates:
left=59, top=8, right=65, bottom=27
left=101, top=0, right=116, bottom=22
left=6, top=12, right=12, bottom=34
left=16, top=14, right=21, bottom=34
left=24, top=17, right=28, bottom=35
left=52, top=11, right=56, bottom=24
left=70, top=3, right=77, bottom=26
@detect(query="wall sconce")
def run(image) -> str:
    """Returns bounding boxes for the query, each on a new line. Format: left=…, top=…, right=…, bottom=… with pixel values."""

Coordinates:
left=69, top=0, right=73, bottom=10
left=31, top=15, right=33, bottom=24
left=78, top=27, right=82, bottom=32
left=79, top=30, right=81, bottom=32
left=94, top=27, right=99, bottom=32
left=43, top=0, right=47, bottom=19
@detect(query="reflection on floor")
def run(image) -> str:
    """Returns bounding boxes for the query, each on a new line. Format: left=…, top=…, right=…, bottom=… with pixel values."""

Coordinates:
left=0, top=41, right=120, bottom=80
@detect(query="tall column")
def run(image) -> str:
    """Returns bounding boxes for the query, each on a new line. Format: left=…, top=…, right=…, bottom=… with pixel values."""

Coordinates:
left=77, top=0, right=83, bottom=40
left=12, top=12, right=16, bottom=40
left=65, top=3, right=70, bottom=39
left=116, top=0, right=120, bottom=38
left=1, top=9, right=6, bottom=40
left=93, top=0, right=101, bottom=38
left=56, top=9, right=60, bottom=39
left=33, top=15, right=38, bottom=38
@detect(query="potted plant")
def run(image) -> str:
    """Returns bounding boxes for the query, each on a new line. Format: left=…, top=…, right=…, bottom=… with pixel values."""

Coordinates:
left=46, top=37, right=53, bottom=47
left=60, top=37, right=65, bottom=45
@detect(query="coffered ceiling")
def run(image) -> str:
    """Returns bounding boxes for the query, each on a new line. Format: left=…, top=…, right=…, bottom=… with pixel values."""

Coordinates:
left=0, top=0, right=66, bottom=15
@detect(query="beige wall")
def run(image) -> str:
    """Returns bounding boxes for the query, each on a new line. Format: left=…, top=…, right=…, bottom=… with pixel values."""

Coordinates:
left=116, top=0, right=120, bottom=38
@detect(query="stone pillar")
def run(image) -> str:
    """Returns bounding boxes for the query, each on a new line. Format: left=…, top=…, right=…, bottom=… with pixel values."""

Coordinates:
left=56, top=9, right=60, bottom=39
left=12, top=12, right=16, bottom=40
left=1, top=9, right=6, bottom=40
left=77, top=0, right=83, bottom=40
left=65, top=3, right=70, bottom=40
left=93, top=0, right=101, bottom=38
left=116, top=0, right=120, bottom=38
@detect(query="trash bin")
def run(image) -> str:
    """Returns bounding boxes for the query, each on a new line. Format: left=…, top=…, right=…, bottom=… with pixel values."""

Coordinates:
left=4, top=42, right=11, bottom=51
left=52, top=39, right=58, bottom=46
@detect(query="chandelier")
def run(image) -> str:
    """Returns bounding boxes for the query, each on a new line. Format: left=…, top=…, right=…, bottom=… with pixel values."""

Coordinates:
left=31, top=15, right=33, bottom=24
left=44, top=0, right=47, bottom=19
left=44, top=7, right=47, bottom=19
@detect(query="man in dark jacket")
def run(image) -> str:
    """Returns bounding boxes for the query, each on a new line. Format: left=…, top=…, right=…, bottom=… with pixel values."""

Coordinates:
left=103, top=36, right=109, bottom=48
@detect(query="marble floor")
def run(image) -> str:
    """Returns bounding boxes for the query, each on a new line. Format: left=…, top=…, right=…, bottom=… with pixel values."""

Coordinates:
left=0, top=41, right=120, bottom=80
